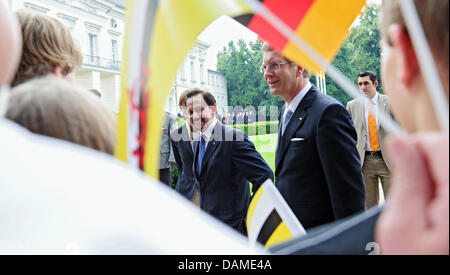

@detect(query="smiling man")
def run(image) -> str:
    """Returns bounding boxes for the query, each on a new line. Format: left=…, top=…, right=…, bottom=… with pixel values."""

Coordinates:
left=262, top=44, right=365, bottom=229
left=347, top=71, right=392, bottom=210
left=185, top=89, right=273, bottom=235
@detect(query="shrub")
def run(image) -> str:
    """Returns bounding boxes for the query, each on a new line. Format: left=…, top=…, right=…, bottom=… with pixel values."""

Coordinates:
left=232, top=121, right=279, bottom=136
left=171, top=165, right=179, bottom=189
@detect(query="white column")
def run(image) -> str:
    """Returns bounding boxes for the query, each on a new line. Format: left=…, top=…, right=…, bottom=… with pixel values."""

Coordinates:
left=316, top=72, right=320, bottom=91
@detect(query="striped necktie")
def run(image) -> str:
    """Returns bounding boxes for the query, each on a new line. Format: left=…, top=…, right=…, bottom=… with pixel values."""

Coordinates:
left=282, top=109, right=293, bottom=135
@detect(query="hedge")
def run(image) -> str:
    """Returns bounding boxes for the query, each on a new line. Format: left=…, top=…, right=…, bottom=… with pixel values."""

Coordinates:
left=232, top=121, right=279, bottom=136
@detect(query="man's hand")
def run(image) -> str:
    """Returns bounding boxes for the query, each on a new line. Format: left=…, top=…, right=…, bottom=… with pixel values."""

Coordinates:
left=376, top=132, right=449, bottom=254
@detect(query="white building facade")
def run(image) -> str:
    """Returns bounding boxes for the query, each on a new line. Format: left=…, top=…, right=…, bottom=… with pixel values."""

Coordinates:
left=167, top=40, right=228, bottom=116
left=8, top=0, right=125, bottom=113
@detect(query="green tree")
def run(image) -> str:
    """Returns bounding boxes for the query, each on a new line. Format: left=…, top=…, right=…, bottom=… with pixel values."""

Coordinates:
left=217, top=39, right=284, bottom=118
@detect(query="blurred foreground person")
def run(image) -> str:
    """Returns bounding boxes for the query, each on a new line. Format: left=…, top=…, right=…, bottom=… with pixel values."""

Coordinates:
left=6, top=77, right=116, bottom=155
left=347, top=71, right=392, bottom=210
left=375, top=0, right=449, bottom=254
left=12, top=11, right=82, bottom=87
left=0, top=2, right=263, bottom=255
left=0, top=3, right=21, bottom=87
left=271, top=0, right=448, bottom=255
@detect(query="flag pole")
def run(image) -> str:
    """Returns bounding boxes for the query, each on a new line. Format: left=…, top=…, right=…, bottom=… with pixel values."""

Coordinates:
left=316, top=72, right=320, bottom=92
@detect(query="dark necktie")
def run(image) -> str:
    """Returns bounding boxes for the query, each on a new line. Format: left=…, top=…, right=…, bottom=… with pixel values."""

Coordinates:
left=197, top=134, right=206, bottom=174
left=282, top=109, right=293, bottom=135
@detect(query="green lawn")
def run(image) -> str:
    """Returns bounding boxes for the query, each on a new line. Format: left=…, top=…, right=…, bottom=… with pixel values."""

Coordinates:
left=249, top=133, right=278, bottom=173
left=248, top=133, right=278, bottom=194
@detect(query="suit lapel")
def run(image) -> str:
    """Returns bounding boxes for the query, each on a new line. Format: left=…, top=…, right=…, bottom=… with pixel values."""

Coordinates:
left=375, top=94, right=383, bottom=130
left=357, top=97, right=367, bottom=133
left=378, top=94, right=389, bottom=130
left=275, top=105, right=285, bottom=166
left=275, top=88, right=316, bottom=169
left=377, top=96, right=382, bottom=130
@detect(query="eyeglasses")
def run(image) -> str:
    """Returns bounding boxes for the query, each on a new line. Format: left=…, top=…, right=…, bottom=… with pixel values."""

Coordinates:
left=259, top=62, right=291, bottom=73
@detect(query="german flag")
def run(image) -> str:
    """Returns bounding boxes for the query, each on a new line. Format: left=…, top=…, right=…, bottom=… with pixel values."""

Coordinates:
left=234, top=0, right=366, bottom=73
left=115, top=0, right=158, bottom=171
left=247, top=180, right=306, bottom=249
left=116, top=0, right=365, bottom=179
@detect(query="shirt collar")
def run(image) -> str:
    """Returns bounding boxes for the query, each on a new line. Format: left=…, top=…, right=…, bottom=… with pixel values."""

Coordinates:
left=203, top=118, right=218, bottom=141
left=371, top=92, right=379, bottom=105
left=286, top=81, right=312, bottom=114
left=364, top=92, right=379, bottom=108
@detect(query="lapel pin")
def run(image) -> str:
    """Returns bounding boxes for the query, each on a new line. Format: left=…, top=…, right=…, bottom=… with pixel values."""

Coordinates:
left=299, top=117, right=303, bottom=121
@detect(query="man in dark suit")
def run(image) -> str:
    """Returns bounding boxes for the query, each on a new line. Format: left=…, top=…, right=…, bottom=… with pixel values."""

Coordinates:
left=171, top=89, right=199, bottom=205
left=185, top=89, right=274, bottom=235
left=262, top=44, right=365, bottom=230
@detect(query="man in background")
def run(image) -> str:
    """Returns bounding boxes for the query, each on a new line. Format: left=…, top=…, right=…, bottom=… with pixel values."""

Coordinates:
left=347, top=71, right=392, bottom=209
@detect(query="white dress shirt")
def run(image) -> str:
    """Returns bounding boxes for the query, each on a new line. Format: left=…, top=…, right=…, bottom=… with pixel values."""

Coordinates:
left=282, top=81, right=312, bottom=134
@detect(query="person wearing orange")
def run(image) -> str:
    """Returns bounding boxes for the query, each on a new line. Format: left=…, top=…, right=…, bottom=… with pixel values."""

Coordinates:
left=347, top=71, right=392, bottom=209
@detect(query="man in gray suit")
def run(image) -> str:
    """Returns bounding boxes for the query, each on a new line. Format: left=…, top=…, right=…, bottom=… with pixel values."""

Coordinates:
left=159, top=111, right=177, bottom=186
left=347, top=71, right=391, bottom=209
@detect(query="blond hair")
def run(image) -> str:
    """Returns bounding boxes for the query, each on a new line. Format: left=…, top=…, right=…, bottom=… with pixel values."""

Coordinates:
left=178, top=89, right=191, bottom=107
left=6, top=77, right=116, bottom=155
left=12, top=12, right=82, bottom=87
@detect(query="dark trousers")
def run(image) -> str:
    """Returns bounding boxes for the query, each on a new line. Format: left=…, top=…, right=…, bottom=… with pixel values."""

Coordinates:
left=159, top=168, right=172, bottom=186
